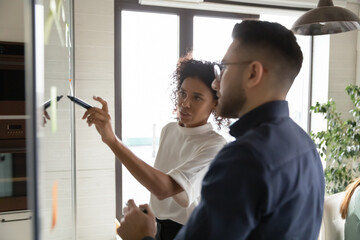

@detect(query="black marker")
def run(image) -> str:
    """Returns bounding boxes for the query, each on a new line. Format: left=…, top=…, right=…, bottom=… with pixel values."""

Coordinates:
left=67, top=95, right=93, bottom=109
left=43, top=95, right=63, bottom=109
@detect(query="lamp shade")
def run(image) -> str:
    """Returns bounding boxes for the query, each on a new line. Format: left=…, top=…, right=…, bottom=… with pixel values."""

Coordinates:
left=292, top=0, right=360, bottom=35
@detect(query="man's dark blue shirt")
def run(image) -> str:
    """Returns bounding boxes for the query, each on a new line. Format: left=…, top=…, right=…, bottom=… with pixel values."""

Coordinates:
left=174, top=101, right=325, bottom=239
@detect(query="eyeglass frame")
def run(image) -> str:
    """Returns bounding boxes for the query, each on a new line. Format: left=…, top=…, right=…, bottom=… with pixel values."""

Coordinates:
left=213, top=60, right=254, bottom=82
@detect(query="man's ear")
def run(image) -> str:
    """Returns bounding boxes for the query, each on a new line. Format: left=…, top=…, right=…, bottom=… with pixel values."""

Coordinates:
left=245, top=61, right=264, bottom=88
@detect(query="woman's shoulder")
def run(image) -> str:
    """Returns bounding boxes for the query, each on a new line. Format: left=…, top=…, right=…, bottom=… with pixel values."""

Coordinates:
left=197, top=128, right=228, bottom=149
left=164, top=121, right=178, bottom=127
left=161, top=121, right=178, bottom=131
left=208, top=129, right=227, bottom=141
left=158, top=121, right=178, bottom=137
left=161, top=122, right=229, bottom=144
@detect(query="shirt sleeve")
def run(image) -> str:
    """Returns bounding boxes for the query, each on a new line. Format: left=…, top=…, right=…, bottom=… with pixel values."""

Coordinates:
left=168, top=137, right=226, bottom=208
left=174, top=143, right=268, bottom=239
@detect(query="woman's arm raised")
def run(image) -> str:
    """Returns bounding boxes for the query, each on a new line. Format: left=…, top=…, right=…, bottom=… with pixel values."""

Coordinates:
left=82, top=96, right=183, bottom=200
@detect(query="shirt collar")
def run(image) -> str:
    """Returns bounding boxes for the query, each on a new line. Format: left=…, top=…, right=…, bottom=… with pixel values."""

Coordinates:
left=177, top=122, right=213, bottom=136
left=229, top=101, right=289, bottom=138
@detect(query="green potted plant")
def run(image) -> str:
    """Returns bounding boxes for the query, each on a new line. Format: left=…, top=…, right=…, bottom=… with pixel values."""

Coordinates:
left=311, top=84, right=360, bottom=194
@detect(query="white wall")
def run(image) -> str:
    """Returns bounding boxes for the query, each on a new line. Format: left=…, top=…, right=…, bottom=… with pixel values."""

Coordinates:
left=74, top=0, right=116, bottom=239
left=0, top=0, right=24, bottom=42
left=327, top=2, right=360, bottom=119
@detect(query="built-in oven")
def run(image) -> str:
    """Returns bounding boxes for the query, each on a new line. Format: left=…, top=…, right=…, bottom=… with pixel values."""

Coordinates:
left=0, top=41, right=27, bottom=212
left=0, top=41, right=31, bottom=228
left=0, top=120, right=27, bottom=213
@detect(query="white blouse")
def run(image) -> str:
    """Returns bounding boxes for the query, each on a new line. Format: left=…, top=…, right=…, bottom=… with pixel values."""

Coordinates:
left=150, top=122, right=227, bottom=225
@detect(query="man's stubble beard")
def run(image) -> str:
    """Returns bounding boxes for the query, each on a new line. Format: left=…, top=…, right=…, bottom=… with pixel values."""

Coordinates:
left=217, top=94, right=246, bottom=119
left=216, top=75, right=247, bottom=118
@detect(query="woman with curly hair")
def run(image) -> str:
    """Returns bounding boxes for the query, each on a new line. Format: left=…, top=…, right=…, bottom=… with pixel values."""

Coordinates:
left=82, top=57, right=228, bottom=240
left=340, top=177, right=360, bottom=240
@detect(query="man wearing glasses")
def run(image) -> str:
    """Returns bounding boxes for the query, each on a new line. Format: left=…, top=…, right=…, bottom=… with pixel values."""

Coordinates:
left=118, top=20, right=325, bottom=240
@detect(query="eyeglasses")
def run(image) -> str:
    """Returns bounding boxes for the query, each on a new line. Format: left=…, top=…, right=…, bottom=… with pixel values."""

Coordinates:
left=213, top=61, right=253, bottom=82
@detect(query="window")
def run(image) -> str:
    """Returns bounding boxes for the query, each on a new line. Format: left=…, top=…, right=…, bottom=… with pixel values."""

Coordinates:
left=193, top=14, right=312, bottom=131
left=260, top=14, right=312, bottom=131
left=117, top=0, right=318, bottom=219
left=193, top=16, right=240, bottom=62
left=121, top=10, right=179, bottom=204
left=192, top=15, right=241, bottom=132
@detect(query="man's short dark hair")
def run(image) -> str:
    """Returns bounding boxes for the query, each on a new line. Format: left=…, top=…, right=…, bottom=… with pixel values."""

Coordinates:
left=232, top=20, right=303, bottom=85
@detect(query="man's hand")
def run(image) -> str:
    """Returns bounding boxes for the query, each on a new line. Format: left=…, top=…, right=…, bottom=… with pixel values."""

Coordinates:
left=118, top=199, right=156, bottom=240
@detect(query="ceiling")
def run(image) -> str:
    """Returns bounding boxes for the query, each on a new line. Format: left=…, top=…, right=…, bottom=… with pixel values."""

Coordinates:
left=223, top=0, right=318, bottom=8
left=140, top=0, right=360, bottom=15
left=212, top=0, right=360, bottom=8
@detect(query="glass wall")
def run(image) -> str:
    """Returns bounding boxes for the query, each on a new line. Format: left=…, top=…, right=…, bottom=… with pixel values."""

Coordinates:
left=2, top=0, right=77, bottom=239
left=36, top=0, right=76, bottom=239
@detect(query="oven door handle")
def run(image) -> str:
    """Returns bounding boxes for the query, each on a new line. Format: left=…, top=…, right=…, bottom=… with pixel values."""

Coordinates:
left=0, top=148, right=26, bottom=154
left=1, top=216, right=32, bottom=223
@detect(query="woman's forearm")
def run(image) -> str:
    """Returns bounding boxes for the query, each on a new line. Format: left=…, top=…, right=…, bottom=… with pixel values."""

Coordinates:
left=107, top=136, right=183, bottom=200
left=81, top=97, right=181, bottom=199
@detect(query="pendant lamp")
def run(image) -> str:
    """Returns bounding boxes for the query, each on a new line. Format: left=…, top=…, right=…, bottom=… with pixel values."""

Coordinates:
left=291, top=0, right=360, bottom=35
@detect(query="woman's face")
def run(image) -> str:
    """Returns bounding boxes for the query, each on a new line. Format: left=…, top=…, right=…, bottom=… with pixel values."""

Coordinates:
left=177, top=77, right=217, bottom=128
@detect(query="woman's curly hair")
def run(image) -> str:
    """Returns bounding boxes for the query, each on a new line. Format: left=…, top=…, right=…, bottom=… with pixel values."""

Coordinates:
left=170, top=55, right=229, bottom=129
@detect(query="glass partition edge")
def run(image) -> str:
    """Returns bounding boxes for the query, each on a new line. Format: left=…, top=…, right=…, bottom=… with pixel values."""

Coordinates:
left=69, top=0, right=77, bottom=239
left=25, top=0, right=39, bottom=239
